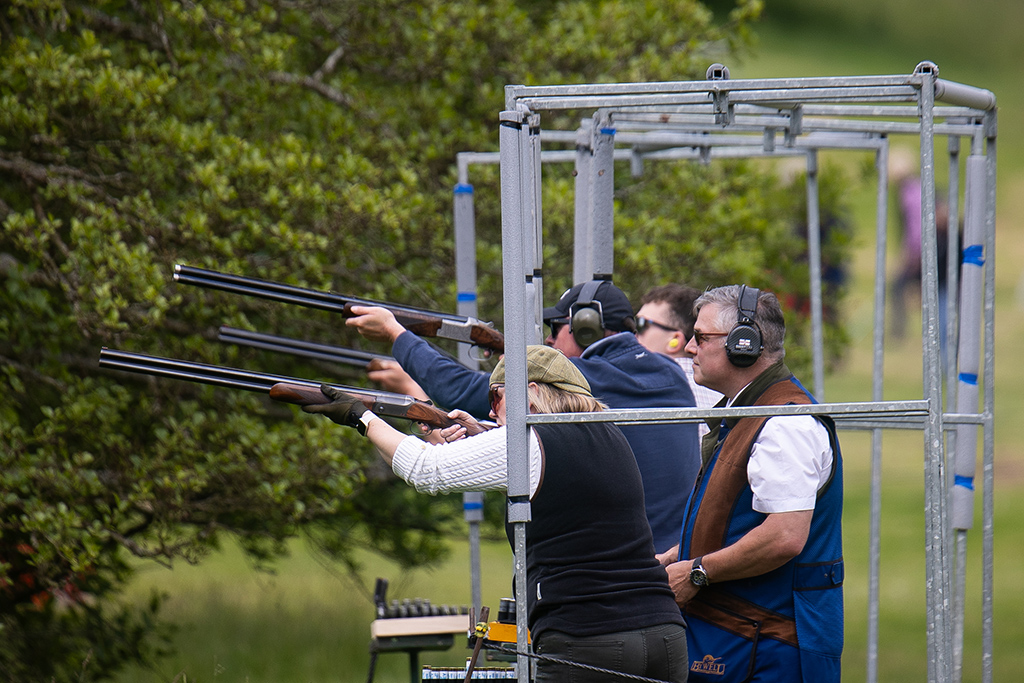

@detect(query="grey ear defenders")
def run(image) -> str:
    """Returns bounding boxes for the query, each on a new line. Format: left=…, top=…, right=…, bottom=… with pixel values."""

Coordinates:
left=569, top=280, right=605, bottom=348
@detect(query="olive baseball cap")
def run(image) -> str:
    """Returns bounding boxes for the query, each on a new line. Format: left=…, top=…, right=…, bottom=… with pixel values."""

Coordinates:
left=489, top=345, right=592, bottom=397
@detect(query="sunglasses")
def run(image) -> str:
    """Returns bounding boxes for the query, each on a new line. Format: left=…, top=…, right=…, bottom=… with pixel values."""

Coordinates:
left=488, top=384, right=505, bottom=414
left=636, top=316, right=679, bottom=335
left=692, top=330, right=729, bottom=346
left=547, top=317, right=570, bottom=337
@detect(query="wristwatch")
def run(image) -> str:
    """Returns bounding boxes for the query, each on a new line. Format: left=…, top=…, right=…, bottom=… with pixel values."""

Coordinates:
left=689, top=556, right=710, bottom=588
left=356, top=411, right=378, bottom=436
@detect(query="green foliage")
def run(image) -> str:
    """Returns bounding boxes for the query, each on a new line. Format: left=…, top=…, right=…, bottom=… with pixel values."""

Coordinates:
left=0, top=0, right=855, bottom=678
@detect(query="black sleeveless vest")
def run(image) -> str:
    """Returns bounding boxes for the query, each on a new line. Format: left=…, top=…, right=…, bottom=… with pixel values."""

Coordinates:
left=506, top=422, right=685, bottom=640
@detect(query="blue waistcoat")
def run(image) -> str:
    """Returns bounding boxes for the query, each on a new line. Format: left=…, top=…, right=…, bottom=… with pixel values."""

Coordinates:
left=679, top=363, right=844, bottom=683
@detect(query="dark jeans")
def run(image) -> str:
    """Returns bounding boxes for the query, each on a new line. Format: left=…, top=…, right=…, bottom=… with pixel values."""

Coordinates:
left=534, top=623, right=688, bottom=682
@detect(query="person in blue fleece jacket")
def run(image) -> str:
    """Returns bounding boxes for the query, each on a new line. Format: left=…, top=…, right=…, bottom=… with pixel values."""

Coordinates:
left=346, top=280, right=701, bottom=553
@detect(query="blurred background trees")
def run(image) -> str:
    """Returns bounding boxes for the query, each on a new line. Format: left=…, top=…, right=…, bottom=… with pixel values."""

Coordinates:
left=0, top=0, right=856, bottom=678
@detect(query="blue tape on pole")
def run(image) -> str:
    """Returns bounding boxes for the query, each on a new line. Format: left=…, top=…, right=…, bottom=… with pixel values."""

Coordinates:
left=600, top=127, right=616, bottom=136
left=454, top=183, right=474, bottom=194
left=959, top=372, right=978, bottom=386
left=954, top=475, right=975, bottom=491
left=463, top=501, right=484, bottom=511
left=962, top=245, right=984, bottom=266
left=457, top=292, right=477, bottom=303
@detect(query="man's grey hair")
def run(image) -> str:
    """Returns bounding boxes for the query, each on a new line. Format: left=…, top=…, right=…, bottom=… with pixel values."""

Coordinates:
left=694, top=285, right=786, bottom=359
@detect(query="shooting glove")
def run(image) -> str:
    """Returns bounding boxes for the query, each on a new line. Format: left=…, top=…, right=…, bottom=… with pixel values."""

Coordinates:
left=302, top=384, right=372, bottom=434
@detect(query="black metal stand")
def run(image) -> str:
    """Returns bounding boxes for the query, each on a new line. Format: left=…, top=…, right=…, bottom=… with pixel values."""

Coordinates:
left=367, top=633, right=456, bottom=683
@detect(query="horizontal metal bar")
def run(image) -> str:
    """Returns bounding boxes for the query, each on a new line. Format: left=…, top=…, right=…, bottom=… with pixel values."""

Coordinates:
left=518, top=92, right=713, bottom=111
left=516, top=87, right=922, bottom=113
left=800, top=118, right=983, bottom=137
left=798, top=104, right=988, bottom=119
left=935, top=79, right=996, bottom=111
left=640, top=147, right=806, bottom=161
left=507, top=74, right=920, bottom=101
left=525, top=400, right=930, bottom=426
left=728, top=86, right=920, bottom=104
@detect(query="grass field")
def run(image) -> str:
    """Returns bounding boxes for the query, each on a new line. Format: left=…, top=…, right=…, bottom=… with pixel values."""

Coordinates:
left=114, top=6, right=1024, bottom=683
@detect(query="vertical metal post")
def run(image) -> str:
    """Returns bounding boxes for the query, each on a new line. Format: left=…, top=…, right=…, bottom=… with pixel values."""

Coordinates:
left=981, top=110, right=997, bottom=683
left=454, top=181, right=479, bottom=371
left=499, top=103, right=533, bottom=683
left=866, top=138, right=890, bottom=683
left=592, top=116, right=616, bottom=279
left=805, top=150, right=826, bottom=400
left=945, top=133, right=965, bottom=683
left=454, top=163, right=485, bottom=617
left=917, top=63, right=952, bottom=683
left=951, top=144, right=985, bottom=677
left=463, top=492, right=484, bottom=616
left=520, top=115, right=541, bottom=348
left=574, top=122, right=594, bottom=284
left=530, top=114, right=545, bottom=340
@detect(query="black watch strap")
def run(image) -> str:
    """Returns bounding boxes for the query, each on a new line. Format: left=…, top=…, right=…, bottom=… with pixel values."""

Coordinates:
left=689, top=555, right=710, bottom=587
left=351, top=408, right=373, bottom=435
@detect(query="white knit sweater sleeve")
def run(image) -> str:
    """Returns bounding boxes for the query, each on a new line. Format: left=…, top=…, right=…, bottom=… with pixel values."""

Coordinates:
left=391, top=426, right=542, bottom=496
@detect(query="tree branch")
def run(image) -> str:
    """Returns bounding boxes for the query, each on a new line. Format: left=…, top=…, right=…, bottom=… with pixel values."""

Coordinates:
left=268, top=70, right=351, bottom=107
left=75, top=5, right=164, bottom=55
left=313, top=45, right=345, bottom=81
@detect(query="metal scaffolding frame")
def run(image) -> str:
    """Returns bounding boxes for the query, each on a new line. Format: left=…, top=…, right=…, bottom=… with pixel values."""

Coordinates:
left=496, top=63, right=996, bottom=683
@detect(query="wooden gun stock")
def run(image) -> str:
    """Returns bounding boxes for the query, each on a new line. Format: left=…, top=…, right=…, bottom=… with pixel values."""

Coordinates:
left=342, top=302, right=446, bottom=337
left=267, top=383, right=332, bottom=406
left=468, top=325, right=505, bottom=354
left=269, top=382, right=456, bottom=430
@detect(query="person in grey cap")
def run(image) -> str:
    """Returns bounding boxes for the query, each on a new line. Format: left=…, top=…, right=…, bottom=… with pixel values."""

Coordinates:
left=345, top=280, right=701, bottom=553
left=303, top=346, right=689, bottom=683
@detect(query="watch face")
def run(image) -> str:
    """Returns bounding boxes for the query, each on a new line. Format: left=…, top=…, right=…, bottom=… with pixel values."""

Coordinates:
left=690, top=567, right=710, bottom=587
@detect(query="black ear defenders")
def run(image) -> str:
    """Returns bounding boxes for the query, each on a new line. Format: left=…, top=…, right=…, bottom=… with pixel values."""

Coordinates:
left=569, top=280, right=605, bottom=348
left=725, top=285, right=763, bottom=368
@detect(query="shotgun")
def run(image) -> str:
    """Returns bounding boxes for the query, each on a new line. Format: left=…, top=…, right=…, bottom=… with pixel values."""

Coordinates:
left=217, top=325, right=394, bottom=370
left=97, top=348, right=456, bottom=430
left=174, top=265, right=505, bottom=353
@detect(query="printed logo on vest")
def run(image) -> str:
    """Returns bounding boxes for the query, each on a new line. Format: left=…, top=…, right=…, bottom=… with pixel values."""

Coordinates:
left=690, top=654, right=725, bottom=676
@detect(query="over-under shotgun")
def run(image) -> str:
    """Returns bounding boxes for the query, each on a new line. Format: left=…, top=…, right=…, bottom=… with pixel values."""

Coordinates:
left=174, top=265, right=504, bottom=353
left=97, top=348, right=455, bottom=430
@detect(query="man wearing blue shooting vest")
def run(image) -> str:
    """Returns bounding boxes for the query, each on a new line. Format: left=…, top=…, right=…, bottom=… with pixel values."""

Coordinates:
left=656, top=285, right=844, bottom=683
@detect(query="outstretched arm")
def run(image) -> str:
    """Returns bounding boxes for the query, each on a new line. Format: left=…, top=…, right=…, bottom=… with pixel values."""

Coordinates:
left=346, top=305, right=492, bottom=419
left=390, top=331, right=492, bottom=419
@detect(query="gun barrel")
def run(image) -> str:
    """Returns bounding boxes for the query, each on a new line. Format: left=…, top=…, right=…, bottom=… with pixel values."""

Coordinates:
left=217, top=326, right=393, bottom=368
left=99, top=347, right=316, bottom=392
left=97, top=348, right=454, bottom=429
left=173, top=265, right=504, bottom=352
left=175, top=264, right=461, bottom=320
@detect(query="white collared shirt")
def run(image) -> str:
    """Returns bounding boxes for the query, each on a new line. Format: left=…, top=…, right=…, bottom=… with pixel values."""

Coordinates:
left=726, top=390, right=833, bottom=513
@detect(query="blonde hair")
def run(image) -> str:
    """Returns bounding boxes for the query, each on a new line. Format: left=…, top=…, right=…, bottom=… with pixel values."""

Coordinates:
left=528, top=382, right=607, bottom=414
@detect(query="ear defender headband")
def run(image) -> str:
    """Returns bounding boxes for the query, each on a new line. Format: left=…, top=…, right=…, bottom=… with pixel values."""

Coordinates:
left=725, top=285, right=763, bottom=368
left=569, top=280, right=605, bottom=348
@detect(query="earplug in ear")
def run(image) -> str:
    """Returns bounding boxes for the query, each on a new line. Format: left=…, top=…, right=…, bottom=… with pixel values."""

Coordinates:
left=668, top=338, right=681, bottom=350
